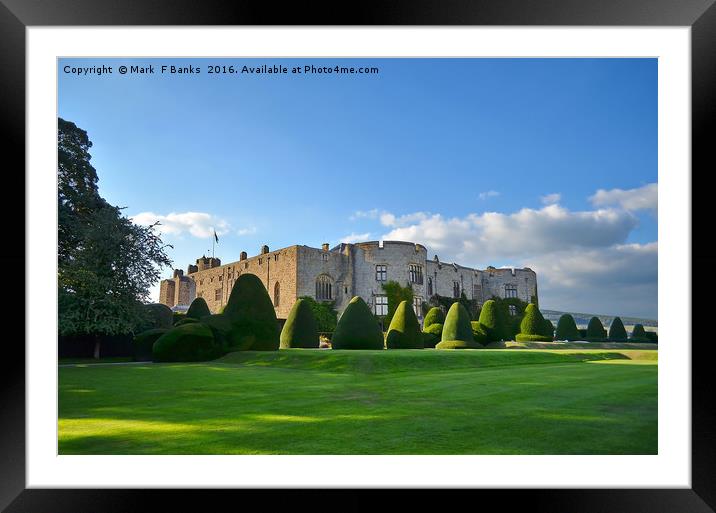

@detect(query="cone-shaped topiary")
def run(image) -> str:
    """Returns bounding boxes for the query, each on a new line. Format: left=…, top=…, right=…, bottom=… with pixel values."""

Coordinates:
left=422, top=323, right=443, bottom=348
left=516, top=303, right=553, bottom=342
left=587, top=316, right=606, bottom=340
left=423, top=307, right=445, bottom=329
left=133, top=328, right=168, bottom=361
left=280, top=298, right=320, bottom=349
left=186, top=297, right=211, bottom=320
left=386, top=300, right=423, bottom=349
left=630, top=323, right=650, bottom=342
left=478, top=299, right=510, bottom=342
left=555, top=314, right=580, bottom=341
left=331, top=296, right=384, bottom=350
left=437, top=302, right=479, bottom=349
left=470, top=321, right=488, bottom=346
left=608, top=317, right=628, bottom=341
left=152, top=323, right=223, bottom=362
left=222, top=273, right=279, bottom=351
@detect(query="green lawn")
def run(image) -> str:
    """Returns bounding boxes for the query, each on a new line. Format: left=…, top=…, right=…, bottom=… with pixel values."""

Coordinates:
left=58, top=349, right=657, bottom=455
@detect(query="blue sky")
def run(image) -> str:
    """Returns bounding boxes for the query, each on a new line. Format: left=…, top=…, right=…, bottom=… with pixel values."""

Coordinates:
left=58, top=58, right=658, bottom=319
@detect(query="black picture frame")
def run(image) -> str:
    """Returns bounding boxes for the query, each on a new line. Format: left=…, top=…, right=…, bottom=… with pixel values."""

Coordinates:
left=2, top=1, right=713, bottom=511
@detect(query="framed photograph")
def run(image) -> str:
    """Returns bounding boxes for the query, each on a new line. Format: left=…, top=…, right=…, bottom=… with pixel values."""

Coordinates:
left=4, top=0, right=714, bottom=511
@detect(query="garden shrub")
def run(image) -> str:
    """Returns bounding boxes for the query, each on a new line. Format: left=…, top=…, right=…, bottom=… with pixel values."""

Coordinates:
left=421, top=323, right=443, bottom=348
left=222, top=273, right=279, bottom=351
left=186, top=297, right=211, bottom=320
left=608, top=317, right=628, bottom=342
left=152, top=323, right=223, bottom=362
left=542, top=319, right=555, bottom=340
left=385, top=300, right=423, bottom=349
left=199, top=313, right=244, bottom=350
left=133, top=328, right=167, bottom=361
left=578, top=328, right=588, bottom=338
left=175, top=317, right=199, bottom=326
left=435, top=302, right=480, bottom=349
left=630, top=323, right=651, bottom=342
left=298, top=296, right=337, bottom=332
left=587, top=316, right=606, bottom=340
left=478, top=299, right=510, bottom=342
left=515, top=333, right=554, bottom=342
left=138, top=303, right=173, bottom=331
left=423, top=307, right=445, bottom=329
left=645, top=331, right=658, bottom=343
left=519, top=303, right=547, bottom=336
left=331, top=296, right=384, bottom=350
left=280, top=298, right=320, bottom=349
left=470, top=321, right=488, bottom=346
left=555, top=314, right=580, bottom=341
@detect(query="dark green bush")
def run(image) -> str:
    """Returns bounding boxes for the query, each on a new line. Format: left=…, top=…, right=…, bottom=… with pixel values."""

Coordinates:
left=519, top=303, right=547, bottom=336
left=423, top=307, right=445, bottom=329
left=138, top=303, right=173, bottom=332
left=186, top=297, right=211, bottom=319
left=223, top=273, right=279, bottom=351
left=133, top=328, right=167, bottom=361
left=478, top=299, right=510, bottom=342
left=441, top=302, right=475, bottom=345
left=280, top=298, right=320, bottom=349
left=172, top=312, right=186, bottom=325
left=331, top=296, right=384, bottom=350
left=175, top=317, right=199, bottom=326
left=152, top=323, right=223, bottom=362
left=645, top=331, right=658, bottom=343
left=555, top=314, right=580, bottom=341
left=470, top=321, right=488, bottom=345
left=385, top=300, right=423, bottom=349
left=608, top=317, right=628, bottom=342
left=542, top=319, right=555, bottom=339
left=421, top=323, right=443, bottom=348
left=578, top=328, right=588, bottom=338
left=515, top=333, right=554, bottom=342
left=629, top=323, right=652, bottom=342
left=200, top=313, right=246, bottom=350
left=587, top=317, right=606, bottom=340
left=298, top=296, right=337, bottom=332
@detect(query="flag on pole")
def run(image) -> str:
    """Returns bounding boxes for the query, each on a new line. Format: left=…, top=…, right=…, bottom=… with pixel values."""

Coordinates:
left=214, top=229, right=219, bottom=244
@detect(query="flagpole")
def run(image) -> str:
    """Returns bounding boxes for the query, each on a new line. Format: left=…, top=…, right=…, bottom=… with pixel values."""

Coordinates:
left=212, top=228, right=215, bottom=259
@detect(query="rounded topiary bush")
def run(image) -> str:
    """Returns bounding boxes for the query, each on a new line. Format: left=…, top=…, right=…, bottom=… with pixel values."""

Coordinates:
left=470, top=321, right=488, bottom=346
left=186, top=297, right=211, bottom=320
left=133, top=328, right=167, bottom=361
left=515, top=333, right=554, bottom=342
left=386, top=300, right=423, bottom=349
left=630, top=323, right=650, bottom=342
left=200, top=313, right=243, bottom=350
left=139, top=303, right=173, bottom=331
left=587, top=316, right=606, bottom=340
left=280, top=298, right=320, bottom=349
left=422, top=323, right=443, bottom=348
left=175, top=317, right=199, bottom=327
left=478, top=299, right=509, bottom=342
left=222, top=273, right=279, bottom=351
left=423, top=307, right=445, bottom=329
left=608, top=316, right=628, bottom=342
left=520, top=303, right=546, bottom=335
left=555, top=314, right=580, bottom=341
left=331, top=296, right=384, bottom=350
left=437, top=302, right=478, bottom=349
left=152, top=323, right=223, bottom=362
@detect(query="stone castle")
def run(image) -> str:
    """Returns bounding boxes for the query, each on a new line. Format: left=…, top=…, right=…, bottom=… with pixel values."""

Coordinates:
left=159, top=240, right=538, bottom=322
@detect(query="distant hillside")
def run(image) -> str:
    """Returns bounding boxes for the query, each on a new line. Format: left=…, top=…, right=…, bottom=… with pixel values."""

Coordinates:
left=542, top=309, right=658, bottom=331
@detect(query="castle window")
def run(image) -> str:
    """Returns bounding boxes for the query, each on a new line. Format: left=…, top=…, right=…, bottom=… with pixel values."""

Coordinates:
left=322, top=253, right=328, bottom=262
left=274, top=282, right=280, bottom=307
left=259, top=258, right=262, bottom=265
left=508, top=305, right=517, bottom=316
left=375, top=295, right=388, bottom=316
left=219, top=275, right=223, bottom=282
left=505, top=285, right=518, bottom=298
left=215, top=289, right=222, bottom=301
left=375, top=264, right=387, bottom=281
left=316, top=274, right=333, bottom=301
left=413, top=296, right=423, bottom=317
left=427, top=277, right=433, bottom=296
left=200, top=279, right=204, bottom=285
left=244, top=262, right=248, bottom=269
left=409, top=264, right=423, bottom=284
left=453, top=281, right=460, bottom=298
left=274, top=254, right=279, bottom=262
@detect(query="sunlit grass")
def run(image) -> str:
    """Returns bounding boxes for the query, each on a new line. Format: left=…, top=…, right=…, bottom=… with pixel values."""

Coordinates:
left=59, top=349, right=657, bottom=455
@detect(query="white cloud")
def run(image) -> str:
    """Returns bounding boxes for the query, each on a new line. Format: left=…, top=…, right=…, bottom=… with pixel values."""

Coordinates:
left=590, top=183, right=657, bottom=212
left=350, top=209, right=380, bottom=221
left=340, top=232, right=372, bottom=243
left=131, top=211, right=230, bottom=238
left=541, top=193, right=561, bottom=205
left=479, top=190, right=500, bottom=200
left=236, top=227, right=257, bottom=236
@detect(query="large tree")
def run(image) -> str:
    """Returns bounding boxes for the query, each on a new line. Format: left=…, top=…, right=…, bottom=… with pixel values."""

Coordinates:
left=58, top=118, right=172, bottom=357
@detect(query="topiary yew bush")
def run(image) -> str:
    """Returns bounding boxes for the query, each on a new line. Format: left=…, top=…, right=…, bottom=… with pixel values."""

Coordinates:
left=516, top=303, right=553, bottom=342
left=437, top=303, right=479, bottom=349
left=470, top=321, right=488, bottom=346
left=138, top=303, right=173, bottom=332
left=478, top=299, right=510, bottom=342
left=222, top=273, right=279, bottom=351
left=608, top=317, right=628, bottom=342
left=133, top=328, right=167, bottom=361
left=587, top=316, right=606, bottom=340
left=630, top=323, right=651, bottom=342
left=152, top=323, right=223, bottom=362
left=280, top=298, right=320, bottom=349
left=422, top=323, right=443, bottom=348
left=331, top=296, right=384, bottom=350
left=385, top=300, right=423, bottom=349
left=423, top=307, right=445, bottom=329
left=555, top=314, right=580, bottom=341
left=186, top=297, right=211, bottom=320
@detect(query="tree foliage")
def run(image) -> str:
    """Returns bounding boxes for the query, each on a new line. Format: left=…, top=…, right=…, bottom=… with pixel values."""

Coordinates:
left=381, top=281, right=414, bottom=326
left=298, top=296, right=337, bottom=332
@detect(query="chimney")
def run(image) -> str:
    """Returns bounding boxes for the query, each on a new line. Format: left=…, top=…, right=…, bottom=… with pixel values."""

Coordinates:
left=261, top=245, right=269, bottom=255
left=240, top=251, right=247, bottom=261
left=173, top=269, right=184, bottom=278
left=322, top=243, right=330, bottom=252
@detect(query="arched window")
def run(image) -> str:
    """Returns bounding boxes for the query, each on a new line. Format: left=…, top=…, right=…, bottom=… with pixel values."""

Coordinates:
left=274, top=282, right=280, bottom=307
left=453, top=281, right=460, bottom=298
left=427, top=277, right=433, bottom=296
left=315, top=274, right=333, bottom=301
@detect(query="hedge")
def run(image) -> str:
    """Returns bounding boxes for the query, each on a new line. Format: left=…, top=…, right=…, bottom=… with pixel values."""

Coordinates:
left=435, top=339, right=481, bottom=349
left=200, top=313, right=247, bottom=350
left=139, top=303, right=173, bottom=332
left=555, top=314, right=581, bottom=341
left=331, top=296, right=384, bottom=350
left=515, top=333, right=554, bottom=342
left=186, top=297, right=211, bottom=320
left=608, top=316, right=628, bottom=342
left=152, top=323, right=223, bottom=362
left=175, top=317, right=199, bottom=327
left=422, top=323, right=443, bottom=348
left=477, top=299, right=510, bottom=342
left=470, top=321, right=488, bottom=346
left=542, top=319, right=555, bottom=339
left=386, top=300, right=423, bottom=349
left=133, top=328, right=167, bottom=361
left=645, top=331, right=658, bottom=343
left=222, top=273, right=279, bottom=351
left=440, top=302, right=475, bottom=346
left=586, top=317, right=606, bottom=340
left=280, top=298, right=320, bottom=349
left=423, top=307, right=445, bottom=329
